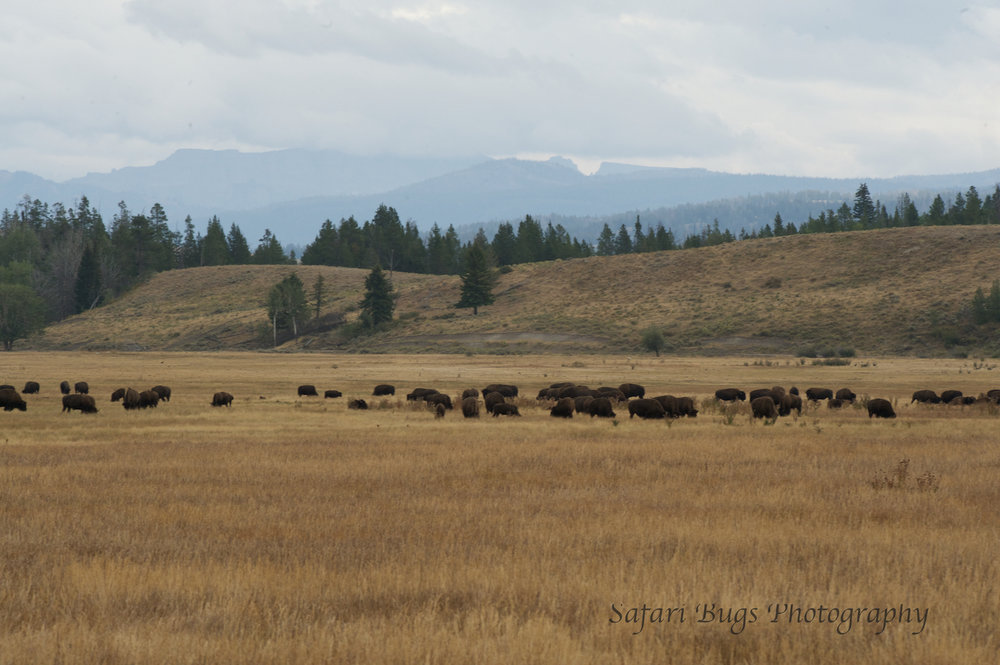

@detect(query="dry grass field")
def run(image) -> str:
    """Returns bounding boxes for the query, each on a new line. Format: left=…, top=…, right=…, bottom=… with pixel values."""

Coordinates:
left=27, top=225, right=1000, bottom=356
left=1, top=351, right=998, bottom=664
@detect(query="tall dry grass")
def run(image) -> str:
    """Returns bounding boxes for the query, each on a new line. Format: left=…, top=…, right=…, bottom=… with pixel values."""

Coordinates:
left=1, top=352, right=998, bottom=663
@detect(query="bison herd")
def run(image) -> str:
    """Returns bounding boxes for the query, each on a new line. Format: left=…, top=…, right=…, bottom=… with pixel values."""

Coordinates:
left=2, top=378, right=998, bottom=427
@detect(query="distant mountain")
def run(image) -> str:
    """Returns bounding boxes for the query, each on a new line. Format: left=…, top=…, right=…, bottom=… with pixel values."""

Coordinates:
left=3, top=149, right=999, bottom=247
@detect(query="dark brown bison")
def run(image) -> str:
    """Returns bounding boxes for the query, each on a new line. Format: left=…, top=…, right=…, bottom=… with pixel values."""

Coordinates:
left=348, top=399, right=369, bottom=410
left=987, top=389, right=1000, bottom=403
left=550, top=397, right=575, bottom=418
left=536, top=387, right=561, bottom=400
left=298, top=384, right=318, bottom=397
left=628, top=398, right=666, bottom=419
left=715, top=388, right=746, bottom=402
left=406, top=388, right=440, bottom=401
left=940, top=390, right=963, bottom=404
left=425, top=393, right=453, bottom=410
left=911, top=390, right=941, bottom=404
left=373, top=384, right=396, bottom=396
left=595, top=387, right=627, bottom=402
left=557, top=385, right=595, bottom=399
left=867, top=398, right=896, bottom=418
left=751, top=396, right=778, bottom=419
left=0, top=388, right=27, bottom=411
left=573, top=395, right=594, bottom=414
left=749, top=388, right=775, bottom=402
left=549, top=381, right=574, bottom=389
left=805, top=388, right=833, bottom=401
left=324, top=390, right=343, bottom=399
left=434, top=403, right=446, bottom=418
left=779, top=393, right=802, bottom=416
left=22, top=381, right=40, bottom=394
left=491, top=403, right=520, bottom=416
left=60, top=381, right=70, bottom=395
left=461, top=397, right=480, bottom=418
left=74, top=381, right=89, bottom=395
left=652, top=395, right=681, bottom=417
left=677, top=396, right=699, bottom=417
left=123, top=388, right=141, bottom=410
left=483, top=391, right=506, bottom=414
left=950, top=395, right=976, bottom=406
left=588, top=397, right=616, bottom=418
left=827, top=398, right=845, bottom=409
left=62, top=394, right=98, bottom=414
left=789, top=387, right=800, bottom=396
left=151, top=385, right=171, bottom=402
left=111, top=388, right=126, bottom=402
left=619, top=383, right=646, bottom=399
left=0, top=384, right=13, bottom=391
left=834, top=388, right=856, bottom=403
left=139, top=390, right=160, bottom=408
left=461, top=388, right=479, bottom=400
left=483, top=384, right=518, bottom=398
left=211, top=391, right=234, bottom=407
left=770, top=386, right=786, bottom=397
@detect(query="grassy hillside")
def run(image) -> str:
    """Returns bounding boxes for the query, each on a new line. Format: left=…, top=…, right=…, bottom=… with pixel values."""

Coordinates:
left=28, top=225, right=1000, bottom=355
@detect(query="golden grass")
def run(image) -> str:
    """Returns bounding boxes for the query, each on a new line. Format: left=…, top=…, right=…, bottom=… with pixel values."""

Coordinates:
left=27, top=225, right=1000, bottom=355
left=1, top=352, right=998, bottom=663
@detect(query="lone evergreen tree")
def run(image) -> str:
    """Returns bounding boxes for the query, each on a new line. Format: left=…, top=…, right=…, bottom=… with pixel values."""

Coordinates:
left=455, top=242, right=498, bottom=315
left=359, top=265, right=395, bottom=329
left=640, top=326, right=666, bottom=357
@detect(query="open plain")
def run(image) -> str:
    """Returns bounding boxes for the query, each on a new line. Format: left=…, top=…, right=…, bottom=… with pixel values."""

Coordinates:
left=1, top=351, right=998, bottom=664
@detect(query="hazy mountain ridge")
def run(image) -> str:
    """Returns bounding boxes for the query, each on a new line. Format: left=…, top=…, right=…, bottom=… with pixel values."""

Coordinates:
left=3, top=149, right=999, bottom=247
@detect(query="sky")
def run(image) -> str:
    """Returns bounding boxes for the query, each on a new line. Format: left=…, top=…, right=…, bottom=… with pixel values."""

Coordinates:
left=2, top=0, right=999, bottom=182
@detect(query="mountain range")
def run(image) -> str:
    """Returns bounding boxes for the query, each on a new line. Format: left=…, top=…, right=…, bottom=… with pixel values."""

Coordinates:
left=3, top=149, right=999, bottom=247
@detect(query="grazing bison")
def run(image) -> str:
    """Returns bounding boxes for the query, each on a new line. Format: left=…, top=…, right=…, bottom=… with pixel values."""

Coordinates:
left=652, top=395, right=682, bottom=417
left=911, top=390, right=941, bottom=404
left=940, top=390, right=963, bottom=404
left=750, top=396, right=778, bottom=420
left=211, top=391, right=234, bottom=407
left=461, top=397, right=480, bottom=418
left=483, top=391, right=506, bottom=414
left=373, top=384, right=396, bottom=396
left=348, top=399, right=368, bottom=410
left=139, top=390, right=160, bottom=408
left=151, top=385, right=171, bottom=402
left=536, top=387, right=561, bottom=400
left=461, top=388, right=479, bottom=400
left=715, top=388, right=746, bottom=402
left=483, top=384, right=518, bottom=398
left=111, top=388, right=126, bottom=402
left=406, top=388, right=440, bottom=401
left=324, top=390, right=343, bottom=399
left=62, top=394, right=98, bottom=414
left=827, top=398, right=845, bottom=409
left=588, top=397, right=616, bottom=418
left=770, top=386, right=787, bottom=397
left=74, top=381, right=89, bottom=395
left=628, top=398, right=666, bottom=419
left=789, top=386, right=800, bottom=396
left=835, top=388, right=856, bottom=403
left=298, top=384, right=318, bottom=397
left=619, top=383, right=646, bottom=399
left=434, top=403, right=446, bottom=418
left=779, top=393, right=803, bottom=416
left=867, top=398, right=896, bottom=419
left=677, top=396, right=699, bottom=417
left=550, top=397, right=575, bottom=418
left=595, top=387, right=628, bottom=402
left=60, top=381, right=71, bottom=395
left=123, top=388, right=141, bottom=410
left=557, top=385, right=595, bottom=399
left=0, top=388, right=27, bottom=412
left=805, top=388, right=833, bottom=402
left=573, top=395, right=594, bottom=414
left=987, top=389, right=1000, bottom=403
left=22, top=381, right=40, bottom=394
left=491, top=403, right=521, bottom=416
left=950, top=395, right=976, bottom=406
left=425, top=393, right=453, bottom=410
left=749, top=388, right=776, bottom=402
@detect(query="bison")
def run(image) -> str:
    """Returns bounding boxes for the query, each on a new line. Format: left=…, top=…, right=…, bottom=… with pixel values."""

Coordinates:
left=74, top=381, right=89, bottom=395
left=619, top=383, right=646, bottom=399
left=749, top=388, right=777, bottom=402
left=138, top=390, right=160, bottom=408
left=550, top=397, right=575, bottom=418
left=595, top=387, right=627, bottom=402
left=483, top=384, right=518, bottom=398
left=0, top=388, right=27, bottom=412
left=60, top=381, right=70, bottom=395
left=715, top=388, right=746, bottom=402
left=425, top=393, right=453, bottom=410
left=805, top=387, right=833, bottom=402
left=406, top=388, right=440, bottom=401
left=348, top=399, right=368, bottom=410
left=461, top=397, right=480, bottom=418
left=434, top=403, right=446, bottom=418
left=461, top=388, right=479, bottom=400
left=298, top=384, right=318, bottom=397
left=834, top=388, right=856, bottom=403
left=324, top=390, right=343, bottom=399
left=373, top=384, right=396, bottom=396
left=779, top=393, right=802, bottom=416
left=111, top=388, right=126, bottom=402
left=151, top=385, right=171, bottom=402
left=557, top=385, right=594, bottom=399
left=867, top=398, right=896, bottom=418
left=652, top=395, right=682, bottom=417
left=211, top=391, right=234, bottom=407
left=628, top=398, right=666, bottom=419
left=677, top=396, right=699, bottom=417
left=491, top=403, right=521, bottom=417
left=536, top=387, right=561, bottom=400
left=827, top=398, right=845, bottom=409
left=123, top=388, right=141, bottom=410
left=940, top=390, right=963, bottom=404
left=483, top=391, right=506, bottom=414
left=587, top=397, right=616, bottom=418
left=911, top=390, right=941, bottom=404
left=22, top=381, right=40, bottom=394
left=573, top=395, right=594, bottom=414
left=62, top=394, right=98, bottom=414
left=750, top=396, right=778, bottom=420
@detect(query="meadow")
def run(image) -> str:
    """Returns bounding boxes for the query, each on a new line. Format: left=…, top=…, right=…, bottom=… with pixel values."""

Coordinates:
left=1, top=351, right=998, bottom=664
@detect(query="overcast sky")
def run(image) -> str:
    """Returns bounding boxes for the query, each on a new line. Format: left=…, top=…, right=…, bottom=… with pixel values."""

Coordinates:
left=3, top=0, right=999, bottom=181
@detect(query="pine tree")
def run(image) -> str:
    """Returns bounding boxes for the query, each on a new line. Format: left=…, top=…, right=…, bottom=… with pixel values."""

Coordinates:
left=596, top=224, right=616, bottom=256
left=614, top=224, right=633, bottom=254
left=456, top=242, right=498, bottom=315
left=74, top=242, right=103, bottom=312
left=311, top=274, right=326, bottom=319
left=359, top=265, right=395, bottom=329
left=201, top=216, right=230, bottom=266
left=852, top=183, right=876, bottom=228
left=227, top=224, right=252, bottom=264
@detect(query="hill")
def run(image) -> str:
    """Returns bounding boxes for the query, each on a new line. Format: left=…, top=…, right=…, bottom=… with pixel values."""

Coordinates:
left=27, top=226, right=1000, bottom=356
